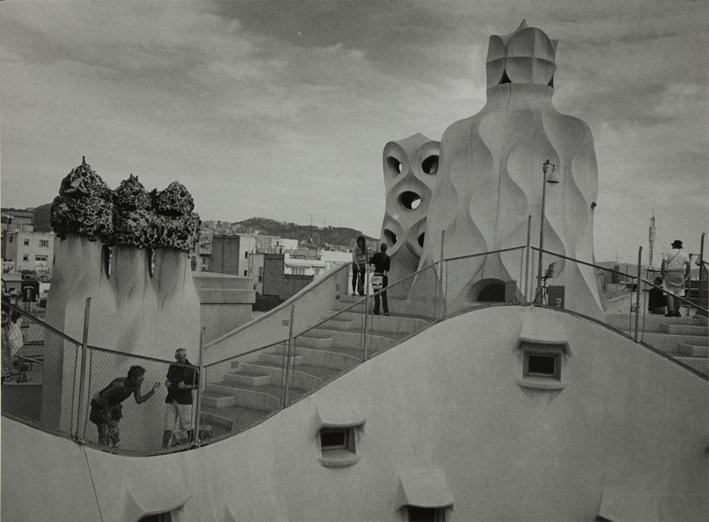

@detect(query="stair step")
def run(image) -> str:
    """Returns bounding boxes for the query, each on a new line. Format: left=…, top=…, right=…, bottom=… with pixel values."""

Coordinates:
left=202, top=392, right=237, bottom=408
left=692, top=315, right=709, bottom=325
left=291, top=363, right=342, bottom=382
left=295, top=334, right=333, bottom=349
left=320, top=316, right=360, bottom=330
left=200, top=405, right=271, bottom=433
left=242, top=360, right=323, bottom=389
left=308, top=326, right=401, bottom=352
left=205, top=383, right=284, bottom=411
left=223, top=371, right=271, bottom=386
left=675, top=356, right=708, bottom=376
left=640, top=332, right=709, bottom=354
left=606, top=314, right=701, bottom=332
left=335, top=311, right=429, bottom=334
left=677, top=343, right=709, bottom=357
left=258, top=352, right=304, bottom=366
left=660, top=324, right=709, bottom=336
left=293, top=345, right=360, bottom=370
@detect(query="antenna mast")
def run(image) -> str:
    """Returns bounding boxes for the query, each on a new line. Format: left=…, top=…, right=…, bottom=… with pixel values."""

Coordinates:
left=648, top=213, right=656, bottom=267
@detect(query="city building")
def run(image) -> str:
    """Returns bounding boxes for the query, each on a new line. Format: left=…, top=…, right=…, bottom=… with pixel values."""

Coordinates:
left=261, top=252, right=313, bottom=302
left=250, top=248, right=351, bottom=296
left=1, top=208, right=34, bottom=234
left=2, top=230, right=55, bottom=276
left=255, top=235, right=298, bottom=254
left=209, top=234, right=256, bottom=276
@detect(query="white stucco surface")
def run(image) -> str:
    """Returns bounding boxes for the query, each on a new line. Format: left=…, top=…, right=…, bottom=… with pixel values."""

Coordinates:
left=41, top=234, right=201, bottom=444
left=3, top=306, right=707, bottom=521
left=417, top=22, right=603, bottom=317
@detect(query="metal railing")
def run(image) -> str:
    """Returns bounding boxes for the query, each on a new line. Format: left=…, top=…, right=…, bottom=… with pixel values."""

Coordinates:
left=3, top=240, right=707, bottom=455
left=536, top=247, right=708, bottom=378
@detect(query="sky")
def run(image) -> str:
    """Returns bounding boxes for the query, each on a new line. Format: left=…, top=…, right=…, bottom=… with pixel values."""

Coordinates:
left=0, top=0, right=707, bottom=263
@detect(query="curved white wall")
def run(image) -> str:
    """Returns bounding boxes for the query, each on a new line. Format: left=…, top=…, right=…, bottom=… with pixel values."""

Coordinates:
left=4, top=306, right=707, bottom=521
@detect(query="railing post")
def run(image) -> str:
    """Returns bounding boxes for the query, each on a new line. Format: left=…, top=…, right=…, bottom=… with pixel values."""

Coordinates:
left=437, top=231, right=445, bottom=320
left=698, top=232, right=705, bottom=294
left=442, top=259, right=448, bottom=319
left=634, top=247, right=643, bottom=342
left=192, top=326, right=206, bottom=447
left=283, top=305, right=295, bottom=407
left=74, top=297, right=91, bottom=440
left=524, top=215, right=532, bottom=302
left=362, top=294, right=369, bottom=361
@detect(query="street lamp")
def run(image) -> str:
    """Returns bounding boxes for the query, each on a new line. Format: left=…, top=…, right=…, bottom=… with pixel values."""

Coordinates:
left=535, top=159, right=559, bottom=304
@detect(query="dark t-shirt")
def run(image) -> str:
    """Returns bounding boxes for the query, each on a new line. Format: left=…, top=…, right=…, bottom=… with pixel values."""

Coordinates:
left=95, top=377, right=139, bottom=408
left=165, top=361, right=199, bottom=404
left=648, top=287, right=666, bottom=310
left=370, top=252, right=390, bottom=274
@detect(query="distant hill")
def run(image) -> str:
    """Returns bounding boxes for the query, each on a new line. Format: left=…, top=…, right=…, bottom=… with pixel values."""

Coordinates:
left=32, top=204, right=53, bottom=232
left=219, top=217, right=376, bottom=248
left=10, top=204, right=376, bottom=248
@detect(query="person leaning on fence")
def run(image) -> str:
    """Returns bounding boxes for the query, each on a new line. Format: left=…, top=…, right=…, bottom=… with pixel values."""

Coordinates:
left=352, top=235, right=368, bottom=296
left=89, top=366, right=160, bottom=448
left=370, top=243, right=390, bottom=315
left=162, top=348, right=199, bottom=449
left=661, top=239, right=691, bottom=317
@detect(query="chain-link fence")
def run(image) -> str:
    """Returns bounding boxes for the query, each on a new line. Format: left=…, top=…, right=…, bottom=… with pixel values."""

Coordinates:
left=2, top=299, right=81, bottom=438
left=80, top=346, right=185, bottom=454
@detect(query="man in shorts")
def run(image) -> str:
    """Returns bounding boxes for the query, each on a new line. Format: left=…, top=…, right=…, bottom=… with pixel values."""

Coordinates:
left=162, top=348, right=199, bottom=448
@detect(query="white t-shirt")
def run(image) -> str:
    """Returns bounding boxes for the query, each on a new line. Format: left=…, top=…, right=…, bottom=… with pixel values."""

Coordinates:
left=662, top=248, right=689, bottom=271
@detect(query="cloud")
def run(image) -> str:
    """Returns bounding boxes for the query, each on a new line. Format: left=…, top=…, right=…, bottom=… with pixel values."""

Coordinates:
left=0, top=0, right=707, bottom=259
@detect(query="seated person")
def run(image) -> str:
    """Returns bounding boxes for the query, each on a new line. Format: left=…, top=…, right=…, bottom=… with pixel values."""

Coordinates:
left=648, top=277, right=667, bottom=315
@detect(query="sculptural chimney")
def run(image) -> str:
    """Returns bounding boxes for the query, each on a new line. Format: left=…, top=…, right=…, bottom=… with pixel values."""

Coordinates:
left=418, top=21, right=604, bottom=316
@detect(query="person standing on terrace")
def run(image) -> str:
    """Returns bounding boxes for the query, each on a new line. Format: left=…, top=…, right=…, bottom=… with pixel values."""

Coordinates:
left=162, top=348, right=199, bottom=449
left=661, top=239, right=691, bottom=317
left=370, top=243, right=391, bottom=315
left=352, top=235, right=368, bottom=296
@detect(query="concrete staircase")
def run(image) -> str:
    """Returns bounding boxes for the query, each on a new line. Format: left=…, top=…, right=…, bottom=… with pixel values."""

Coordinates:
left=200, top=295, right=431, bottom=435
left=606, top=313, right=708, bottom=376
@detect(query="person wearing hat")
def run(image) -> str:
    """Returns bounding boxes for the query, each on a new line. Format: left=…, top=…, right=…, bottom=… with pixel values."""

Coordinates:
left=660, top=240, right=691, bottom=317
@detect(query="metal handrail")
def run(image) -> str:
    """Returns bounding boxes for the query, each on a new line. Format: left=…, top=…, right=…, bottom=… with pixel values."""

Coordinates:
left=6, top=243, right=707, bottom=456
left=1, top=298, right=83, bottom=345
left=531, top=247, right=639, bottom=279
left=206, top=337, right=290, bottom=368
left=640, top=277, right=709, bottom=315
left=443, top=245, right=526, bottom=264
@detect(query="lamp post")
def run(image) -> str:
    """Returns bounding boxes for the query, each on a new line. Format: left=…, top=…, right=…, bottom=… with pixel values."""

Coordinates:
left=535, top=159, right=559, bottom=304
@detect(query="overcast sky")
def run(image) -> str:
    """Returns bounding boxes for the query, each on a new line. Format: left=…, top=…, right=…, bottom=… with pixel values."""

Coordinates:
left=1, top=0, right=707, bottom=263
